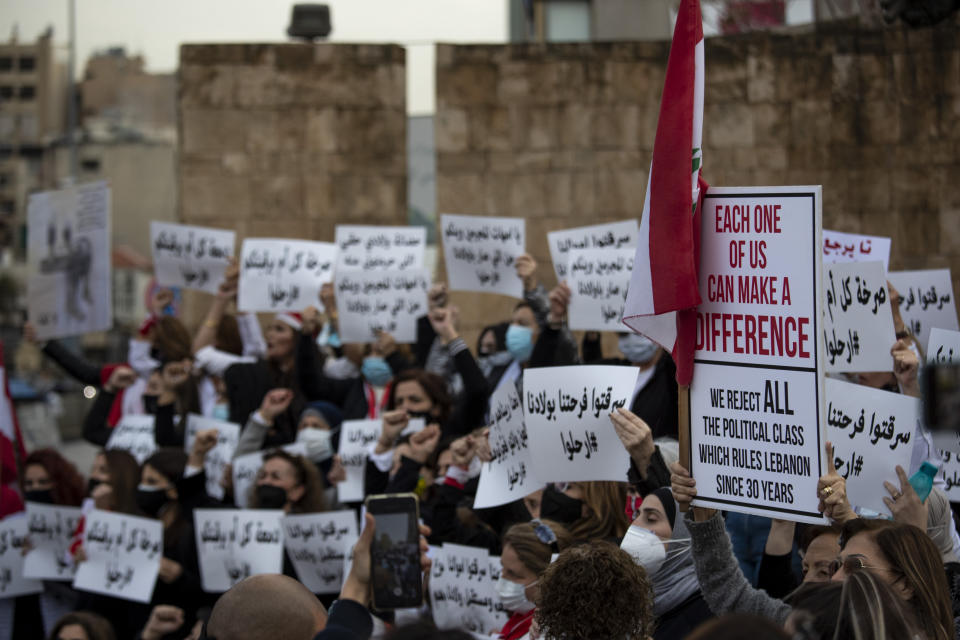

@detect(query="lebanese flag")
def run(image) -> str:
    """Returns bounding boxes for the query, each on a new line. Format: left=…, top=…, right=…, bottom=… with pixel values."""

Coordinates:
left=0, top=342, right=27, bottom=517
left=622, top=0, right=707, bottom=387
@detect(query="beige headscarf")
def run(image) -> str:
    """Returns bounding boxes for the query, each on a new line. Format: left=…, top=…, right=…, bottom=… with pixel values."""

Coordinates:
left=925, top=487, right=959, bottom=563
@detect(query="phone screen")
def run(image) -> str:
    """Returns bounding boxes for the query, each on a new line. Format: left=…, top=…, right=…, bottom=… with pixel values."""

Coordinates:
left=367, top=494, right=422, bottom=610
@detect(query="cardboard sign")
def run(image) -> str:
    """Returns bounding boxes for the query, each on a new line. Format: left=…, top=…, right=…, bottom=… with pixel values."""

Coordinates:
left=27, top=181, right=112, bottom=340
left=547, top=220, right=638, bottom=282
left=566, top=248, right=634, bottom=331
left=73, top=510, right=163, bottom=603
left=523, top=365, right=636, bottom=483
left=237, top=238, right=338, bottom=312
left=689, top=187, right=826, bottom=523
left=24, top=503, right=83, bottom=581
left=231, top=443, right=307, bottom=509
left=336, top=419, right=384, bottom=503
left=0, top=516, right=43, bottom=599
left=441, top=214, right=525, bottom=299
left=282, top=511, right=359, bottom=594
left=888, top=269, right=959, bottom=351
left=335, top=225, right=426, bottom=272
left=825, top=378, right=917, bottom=515
left=474, top=383, right=543, bottom=509
left=938, top=449, right=960, bottom=503
left=106, top=414, right=157, bottom=465
left=184, top=414, right=241, bottom=501
left=194, top=509, right=285, bottom=593
left=334, top=270, right=430, bottom=344
left=822, top=262, right=896, bottom=372
left=822, top=229, right=891, bottom=272
left=150, top=222, right=235, bottom=294
left=926, top=327, right=960, bottom=365
left=430, top=543, right=509, bottom=634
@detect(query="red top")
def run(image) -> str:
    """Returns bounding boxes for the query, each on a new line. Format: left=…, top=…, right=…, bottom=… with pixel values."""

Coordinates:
left=499, top=610, right=535, bottom=640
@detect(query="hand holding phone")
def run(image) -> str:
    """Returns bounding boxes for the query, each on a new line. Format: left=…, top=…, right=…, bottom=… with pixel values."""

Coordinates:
left=365, top=493, right=423, bottom=610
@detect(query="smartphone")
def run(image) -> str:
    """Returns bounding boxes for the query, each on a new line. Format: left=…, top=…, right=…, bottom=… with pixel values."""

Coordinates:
left=365, top=493, right=422, bottom=610
left=923, top=363, right=960, bottom=435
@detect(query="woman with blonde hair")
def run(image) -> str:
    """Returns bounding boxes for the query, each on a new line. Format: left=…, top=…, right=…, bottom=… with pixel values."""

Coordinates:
left=540, top=481, right=628, bottom=543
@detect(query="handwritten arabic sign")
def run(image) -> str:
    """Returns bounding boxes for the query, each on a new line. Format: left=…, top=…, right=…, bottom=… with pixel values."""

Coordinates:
left=335, top=270, right=429, bottom=344
left=231, top=443, right=307, bottom=509
left=927, top=328, right=960, bottom=365
left=106, top=414, right=157, bottom=465
left=547, top=220, right=637, bottom=282
left=73, top=510, right=163, bottom=603
left=237, top=238, right=338, bottom=312
left=938, top=450, right=960, bottom=503
left=150, top=222, right=235, bottom=294
left=474, top=384, right=543, bottom=509
left=282, top=511, right=359, bottom=594
left=822, top=262, right=896, bottom=373
left=336, top=419, right=383, bottom=503
left=430, top=543, right=509, bottom=635
left=822, top=229, right=891, bottom=272
left=24, top=503, right=82, bottom=581
left=566, top=248, right=634, bottom=331
left=194, top=509, right=284, bottom=593
left=690, top=187, right=826, bottom=523
left=825, top=378, right=917, bottom=515
left=888, top=269, right=959, bottom=352
left=441, top=214, right=525, bottom=299
left=185, top=414, right=240, bottom=501
left=335, top=225, right=426, bottom=272
left=0, top=516, right=43, bottom=599
left=27, top=181, right=112, bottom=340
left=523, top=366, right=635, bottom=482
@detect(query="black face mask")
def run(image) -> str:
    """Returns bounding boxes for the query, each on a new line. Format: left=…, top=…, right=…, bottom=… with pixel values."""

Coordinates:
left=87, top=477, right=103, bottom=497
left=24, top=489, right=54, bottom=504
left=142, top=394, right=159, bottom=415
left=540, top=486, right=584, bottom=524
left=136, top=487, right=169, bottom=518
left=256, top=484, right=288, bottom=509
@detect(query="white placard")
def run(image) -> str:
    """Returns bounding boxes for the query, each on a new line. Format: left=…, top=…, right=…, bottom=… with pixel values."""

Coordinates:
left=822, top=229, right=891, bottom=272
left=231, top=443, right=307, bottom=509
left=888, top=269, right=959, bottom=351
left=690, top=187, right=826, bottom=523
left=151, top=222, right=235, bottom=294
left=825, top=378, right=917, bottom=515
left=24, top=503, right=82, bottom=581
left=822, top=262, right=896, bottom=372
left=73, top=510, right=163, bottom=603
left=106, top=414, right=157, bottom=465
left=474, top=383, right=543, bottom=509
left=335, top=225, right=426, bottom=272
left=335, top=270, right=430, bottom=344
left=336, top=419, right=383, bottom=503
left=184, top=414, right=241, bottom=501
left=237, top=238, right=338, bottom=312
left=523, top=365, right=636, bottom=482
left=430, top=543, right=508, bottom=634
left=566, top=248, right=634, bottom=331
left=282, top=510, right=359, bottom=594
left=926, top=327, right=960, bottom=365
left=547, top=220, right=638, bottom=282
left=194, top=509, right=285, bottom=593
left=0, top=516, right=43, bottom=598
left=937, top=449, right=960, bottom=502
left=440, top=214, right=525, bottom=299
left=27, top=181, right=112, bottom=340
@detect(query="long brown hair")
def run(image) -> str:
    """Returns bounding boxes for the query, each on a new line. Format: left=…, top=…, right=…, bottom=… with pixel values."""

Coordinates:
left=24, top=448, right=86, bottom=506
left=101, top=449, right=140, bottom=515
left=251, top=450, right=326, bottom=514
left=387, top=369, right=452, bottom=424
left=502, top=519, right=573, bottom=577
left=48, top=611, right=116, bottom=640
left=841, top=518, right=953, bottom=640
left=570, top=481, right=629, bottom=542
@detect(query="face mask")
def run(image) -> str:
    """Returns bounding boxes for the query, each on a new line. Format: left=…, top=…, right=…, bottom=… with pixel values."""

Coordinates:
left=625, top=495, right=643, bottom=523
left=505, top=325, right=534, bottom=363
left=495, top=576, right=537, bottom=614
left=620, top=525, right=668, bottom=575
left=142, top=394, right=159, bottom=415
left=211, top=403, right=230, bottom=421
left=479, top=350, right=513, bottom=368
left=297, top=428, right=333, bottom=463
left=540, top=486, right=583, bottom=525
left=361, top=357, right=393, bottom=387
left=256, top=484, right=288, bottom=509
left=87, top=477, right=103, bottom=496
left=619, top=333, right=659, bottom=364
left=24, top=489, right=54, bottom=504
left=135, top=485, right=169, bottom=518
left=405, top=409, right=434, bottom=423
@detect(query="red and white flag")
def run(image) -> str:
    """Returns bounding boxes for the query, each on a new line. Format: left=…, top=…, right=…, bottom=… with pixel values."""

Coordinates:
left=0, top=342, right=27, bottom=517
left=622, top=0, right=707, bottom=387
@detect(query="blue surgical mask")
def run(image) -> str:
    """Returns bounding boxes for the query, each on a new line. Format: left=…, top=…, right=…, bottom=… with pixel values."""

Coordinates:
left=212, top=403, right=230, bottom=421
left=505, top=324, right=534, bottom=363
left=362, top=356, right=393, bottom=387
left=619, top=333, right=659, bottom=364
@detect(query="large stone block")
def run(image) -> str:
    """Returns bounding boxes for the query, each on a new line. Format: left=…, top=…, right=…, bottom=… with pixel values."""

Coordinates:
left=435, top=109, right=469, bottom=153
left=180, top=175, right=251, bottom=222
left=705, top=103, right=755, bottom=149
left=181, top=109, right=248, bottom=154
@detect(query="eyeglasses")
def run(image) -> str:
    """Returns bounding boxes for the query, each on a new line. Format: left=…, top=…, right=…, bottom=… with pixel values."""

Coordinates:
left=829, top=556, right=899, bottom=576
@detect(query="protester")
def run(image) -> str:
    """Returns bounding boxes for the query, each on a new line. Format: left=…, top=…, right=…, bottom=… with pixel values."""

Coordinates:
left=24, top=449, right=86, bottom=506
left=541, top=481, right=628, bottom=543
left=684, top=614, right=790, bottom=640
left=249, top=448, right=327, bottom=513
left=84, top=450, right=140, bottom=515
left=47, top=610, right=117, bottom=640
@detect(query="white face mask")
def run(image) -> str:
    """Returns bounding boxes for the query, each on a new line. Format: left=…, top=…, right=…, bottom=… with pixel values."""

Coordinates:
left=296, top=428, right=333, bottom=463
left=620, top=525, right=668, bottom=575
left=495, top=576, right=537, bottom=614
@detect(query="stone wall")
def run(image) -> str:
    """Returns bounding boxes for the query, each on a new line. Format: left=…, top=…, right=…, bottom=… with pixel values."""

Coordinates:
left=436, top=19, right=960, bottom=349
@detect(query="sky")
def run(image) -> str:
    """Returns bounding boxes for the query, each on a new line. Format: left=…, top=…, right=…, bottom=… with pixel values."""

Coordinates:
left=0, top=0, right=510, bottom=115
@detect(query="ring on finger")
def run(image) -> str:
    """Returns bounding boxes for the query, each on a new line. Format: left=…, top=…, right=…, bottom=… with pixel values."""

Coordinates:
left=820, top=486, right=834, bottom=497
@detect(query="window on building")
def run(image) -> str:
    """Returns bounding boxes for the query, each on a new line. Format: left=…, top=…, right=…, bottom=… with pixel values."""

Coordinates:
left=0, top=58, right=11, bottom=72
left=0, top=86, right=13, bottom=100
left=18, top=85, right=35, bottom=100
left=18, top=57, right=35, bottom=72
left=81, top=158, right=101, bottom=172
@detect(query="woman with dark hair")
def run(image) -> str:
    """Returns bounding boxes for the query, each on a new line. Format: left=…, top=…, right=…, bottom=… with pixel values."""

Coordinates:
left=540, top=481, right=628, bottom=543
left=250, top=449, right=327, bottom=514
left=24, top=449, right=86, bottom=506
left=47, top=610, right=116, bottom=640
left=87, top=450, right=140, bottom=515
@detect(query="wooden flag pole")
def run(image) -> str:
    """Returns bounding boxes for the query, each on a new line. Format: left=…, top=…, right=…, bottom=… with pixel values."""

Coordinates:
left=678, top=385, right=691, bottom=512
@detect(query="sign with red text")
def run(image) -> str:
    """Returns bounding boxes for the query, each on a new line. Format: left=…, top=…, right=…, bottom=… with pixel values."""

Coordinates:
left=822, top=229, right=890, bottom=272
left=690, top=186, right=826, bottom=523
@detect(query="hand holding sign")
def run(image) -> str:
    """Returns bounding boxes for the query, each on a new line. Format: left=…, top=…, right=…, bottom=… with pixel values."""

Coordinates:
left=547, top=283, right=571, bottom=325
left=515, top=254, right=538, bottom=292
left=217, top=258, right=239, bottom=302
left=882, top=465, right=927, bottom=531
left=669, top=462, right=715, bottom=521
left=891, top=339, right=920, bottom=397
left=817, top=442, right=854, bottom=524
left=610, top=408, right=655, bottom=472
